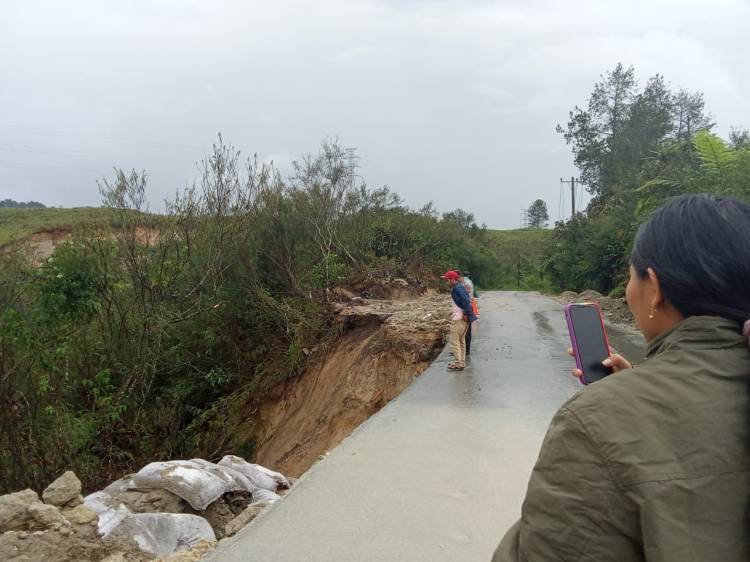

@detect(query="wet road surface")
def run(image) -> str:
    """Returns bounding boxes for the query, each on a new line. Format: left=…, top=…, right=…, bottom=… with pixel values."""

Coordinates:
left=207, top=292, right=644, bottom=562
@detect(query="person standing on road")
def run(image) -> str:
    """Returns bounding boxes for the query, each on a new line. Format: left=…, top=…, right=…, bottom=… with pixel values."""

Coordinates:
left=458, top=271, right=478, bottom=355
left=493, top=194, right=750, bottom=562
left=442, top=270, right=476, bottom=371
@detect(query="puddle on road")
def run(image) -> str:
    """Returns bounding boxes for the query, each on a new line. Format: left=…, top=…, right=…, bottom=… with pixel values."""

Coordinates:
left=532, top=311, right=553, bottom=334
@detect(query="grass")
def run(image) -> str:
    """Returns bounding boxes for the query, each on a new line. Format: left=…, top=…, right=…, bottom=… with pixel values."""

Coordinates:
left=479, top=227, right=554, bottom=291
left=483, top=227, right=553, bottom=244
left=0, top=207, right=119, bottom=246
left=0, top=207, right=151, bottom=246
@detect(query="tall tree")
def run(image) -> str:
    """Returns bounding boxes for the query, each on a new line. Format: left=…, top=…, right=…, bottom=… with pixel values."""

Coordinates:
left=557, top=65, right=712, bottom=208
left=526, top=199, right=549, bottom=228
left=557, top=63, right=637, bottom=198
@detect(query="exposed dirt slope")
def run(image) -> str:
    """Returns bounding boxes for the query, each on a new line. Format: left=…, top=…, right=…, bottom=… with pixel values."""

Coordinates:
left=4, top=225, right=161, bottom=265
left=252, top=294, right=449, bottom=477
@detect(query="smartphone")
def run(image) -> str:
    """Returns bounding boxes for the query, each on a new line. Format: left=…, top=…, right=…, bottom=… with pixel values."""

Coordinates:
left=564, top=303, right=613, bottom=385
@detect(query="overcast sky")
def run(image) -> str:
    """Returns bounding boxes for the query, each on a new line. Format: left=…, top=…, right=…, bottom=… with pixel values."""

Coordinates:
left=2, top=0, right=748, bottom=228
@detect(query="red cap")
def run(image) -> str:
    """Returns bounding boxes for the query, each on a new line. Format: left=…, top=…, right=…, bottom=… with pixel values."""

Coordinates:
left=441, top=270, right=459, bottom=281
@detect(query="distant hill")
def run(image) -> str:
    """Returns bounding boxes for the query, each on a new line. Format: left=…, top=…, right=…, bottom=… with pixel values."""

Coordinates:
left=0, top=199, right=47, bottom=209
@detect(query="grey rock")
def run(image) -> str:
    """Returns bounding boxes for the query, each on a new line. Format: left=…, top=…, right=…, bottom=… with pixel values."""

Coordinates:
left=0, top=489, right=40, bottom=532
left=224, top=504, right=266, bottom=537
left=42, top=471, right=82, bottom=507
left=66, top=494, right=84, bottom=508
left=28, top=502, right=69, bottom=530
left=63, top=505, right=98, bottom=525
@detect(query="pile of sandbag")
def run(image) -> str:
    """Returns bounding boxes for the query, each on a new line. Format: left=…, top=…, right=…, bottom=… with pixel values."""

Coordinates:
left=86, top=456, right=291, bottom=554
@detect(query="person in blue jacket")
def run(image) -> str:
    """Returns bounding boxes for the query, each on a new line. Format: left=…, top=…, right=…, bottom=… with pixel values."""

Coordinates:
left=441, top=270, right=477, bottom=370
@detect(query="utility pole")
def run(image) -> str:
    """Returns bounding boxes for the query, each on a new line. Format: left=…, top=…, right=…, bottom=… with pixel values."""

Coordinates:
left=560, top=177, right=580, bottom=218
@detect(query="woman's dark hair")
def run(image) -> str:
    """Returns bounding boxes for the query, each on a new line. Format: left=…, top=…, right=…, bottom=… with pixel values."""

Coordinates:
left=630, top=193, right=750, bottom=326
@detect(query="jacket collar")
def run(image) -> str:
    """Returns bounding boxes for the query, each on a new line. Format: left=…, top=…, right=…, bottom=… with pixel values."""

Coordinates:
left=646, top=316, right=746, bottom=359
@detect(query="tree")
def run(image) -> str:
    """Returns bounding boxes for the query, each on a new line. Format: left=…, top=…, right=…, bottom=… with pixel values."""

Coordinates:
left=0, top=199, right=46, bottom=208
left=526, top=199, right=549, bottom=228
left=557, top=63, right=637, bottom=198
left=729, top=126, right=750, bottom=149
left=558, top=64, right=715, bottom=213
left=441, top=208, right=478, bottom=235
left=671, top=89, right=714, bottom=142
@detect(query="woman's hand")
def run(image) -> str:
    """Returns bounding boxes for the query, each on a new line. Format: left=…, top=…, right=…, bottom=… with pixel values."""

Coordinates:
left=567, top=348, right=633, bottom=380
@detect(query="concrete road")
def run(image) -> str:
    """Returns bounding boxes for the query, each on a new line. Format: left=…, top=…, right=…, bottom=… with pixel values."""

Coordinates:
left=207, top=292, right=644, bottom=562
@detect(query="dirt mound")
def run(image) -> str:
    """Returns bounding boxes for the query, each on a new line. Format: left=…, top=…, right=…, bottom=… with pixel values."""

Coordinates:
left=340, top=268, right=431, bottom=301
left=559, top=290, right=634, bottom=325
left=250, top=294, right=449, bottom=477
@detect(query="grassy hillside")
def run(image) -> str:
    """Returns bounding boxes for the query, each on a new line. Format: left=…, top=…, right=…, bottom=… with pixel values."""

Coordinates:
left=483, top=227, right=552, bottom=246
left=0, top=208, right=555, bottom=291
left=479, top=228, right=553, bottom=291
left=0, top=207, right=118, bottom=246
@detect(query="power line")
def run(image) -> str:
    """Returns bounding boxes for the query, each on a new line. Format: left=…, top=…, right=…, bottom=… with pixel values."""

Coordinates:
left=0, top=159, right=179, bottom=173
left=0, top=143, right=195, bottom=166
left=0, top=122, right=203, bottom=150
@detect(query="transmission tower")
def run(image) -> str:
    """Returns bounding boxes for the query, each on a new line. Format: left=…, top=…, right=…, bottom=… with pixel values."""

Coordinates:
left=345, top=147, right=361, bottom=190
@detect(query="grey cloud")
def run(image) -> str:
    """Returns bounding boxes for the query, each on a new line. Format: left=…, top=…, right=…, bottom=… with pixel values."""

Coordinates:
left=1, top=0, right=748, bottom=226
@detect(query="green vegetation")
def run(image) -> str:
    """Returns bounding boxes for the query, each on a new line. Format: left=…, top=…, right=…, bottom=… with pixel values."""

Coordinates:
left=481, top=228, right=553, bottom=291
left=6, top=62, right=737, bottom=495
left=0, top=207, right=116, bottom=246
left=548, top=64, right=750, bottom=294
left=0, top=138, right=537, bottom=493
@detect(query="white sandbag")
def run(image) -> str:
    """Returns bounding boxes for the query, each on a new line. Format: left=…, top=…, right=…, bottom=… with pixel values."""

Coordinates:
left=132, top=460, right=254, bottom=510
left=107, top=512, right=215, bottom=556
left=96, top=505, right=131, bottom=537
left=253, top=464, right=292, bottom=490
left=217, top=455, right=291, bottom=491
left=84, top=474, right=138, bottom=515
left=84, top=491, right=113, bottom=515
left=251, top=488, right=281, bottom=505
left=187, top=458, right=256, bottom=491
left=103, top=475, right=138, bottom=494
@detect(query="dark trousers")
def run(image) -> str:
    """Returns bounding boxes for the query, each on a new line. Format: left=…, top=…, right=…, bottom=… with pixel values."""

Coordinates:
left=465, top=322, right=472, bottom=355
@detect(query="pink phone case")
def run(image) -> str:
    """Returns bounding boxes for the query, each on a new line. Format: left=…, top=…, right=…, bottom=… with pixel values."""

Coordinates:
left=564, top=302, right=612, bottom=385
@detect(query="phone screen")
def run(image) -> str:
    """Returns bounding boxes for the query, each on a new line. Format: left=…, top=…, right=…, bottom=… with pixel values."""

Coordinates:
left=567, top=304, right=612, bottom=384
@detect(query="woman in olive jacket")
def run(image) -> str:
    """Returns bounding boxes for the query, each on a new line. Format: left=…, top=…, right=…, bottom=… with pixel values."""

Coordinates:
left=494, top=194, right=750, bottom=562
